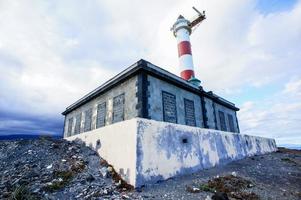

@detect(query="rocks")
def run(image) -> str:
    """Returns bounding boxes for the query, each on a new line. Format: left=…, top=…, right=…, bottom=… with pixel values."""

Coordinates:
left=186, top=186, right=201, bottom=193
left=1, top=138, right=300, bottom=200
left=100, top=166, right=109, bottom=178
left=0, top=138, right=140, bottom=200
left=107, top=166, right=114, bottom=173
left=85, top=173, right=95, bottom=182
left=133, top=148, right=301, bottom=199
left=46, top=164, right=53, bottom=169
left=211, top=192, right=229, bottom=200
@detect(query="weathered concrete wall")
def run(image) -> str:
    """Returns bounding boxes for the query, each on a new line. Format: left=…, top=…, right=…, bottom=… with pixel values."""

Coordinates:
left=64, top=76, right=138, bottom=137
left=65, top=119, right=138, bottom=186
left=147, top=75, right=203, bottom=127
left=65, top=117, right=276, bottom=188
left=135, top=118, right=276, bottom=187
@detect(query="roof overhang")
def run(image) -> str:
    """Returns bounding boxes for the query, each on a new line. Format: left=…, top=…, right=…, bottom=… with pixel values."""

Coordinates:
left=62, top=59, right=239, bottom=115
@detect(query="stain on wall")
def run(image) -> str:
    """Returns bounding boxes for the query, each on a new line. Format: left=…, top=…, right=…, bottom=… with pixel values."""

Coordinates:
left=65, top=118, right=276, bottom=188
left=136, top=118, right=277, bottom=187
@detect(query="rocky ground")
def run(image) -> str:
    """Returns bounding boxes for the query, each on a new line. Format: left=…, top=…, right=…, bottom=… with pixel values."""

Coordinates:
left=0, top=137, right=136, bottom=200
left=0, top=137, right=300, bottom=200
left=133, top=147, right=301, bottom=200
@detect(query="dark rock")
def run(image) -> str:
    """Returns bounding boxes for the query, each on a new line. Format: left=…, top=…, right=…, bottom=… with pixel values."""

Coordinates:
left=212, top=192, right=229, bottom=200
left=86, top=174, right=95, bottom=182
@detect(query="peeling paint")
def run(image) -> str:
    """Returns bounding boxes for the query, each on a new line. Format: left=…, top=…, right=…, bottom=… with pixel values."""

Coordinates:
left=136, top=118, right=277, bottom=187
left=65, top=117, right=277, bottom=188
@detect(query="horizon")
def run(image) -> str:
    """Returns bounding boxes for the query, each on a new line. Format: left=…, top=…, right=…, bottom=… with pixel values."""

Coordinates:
left=0, top=0, right=300, bottom=146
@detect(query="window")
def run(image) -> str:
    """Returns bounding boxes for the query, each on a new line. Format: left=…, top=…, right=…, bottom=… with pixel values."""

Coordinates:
left=113, top=94, right=125, bottom=123
left=84, top=108, right=92, bottom=132
left=74, top=113, right=82, bottom=134
left=184, top=98, right=196, bottom=126
left=162, top=91, right=177, bottom=123
left=218, top=111, right=227, bottom=131
left=96, top=102, right=106, bottom=128
left=228, top=114, right=235, bottom=132
left=67, top=118, right=73, bottom=137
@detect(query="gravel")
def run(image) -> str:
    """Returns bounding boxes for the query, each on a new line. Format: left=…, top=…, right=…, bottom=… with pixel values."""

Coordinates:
left=0, top=137, right=141, bottom=199
left=132, top=147, right=301, bottom=200
left=1, top=137, right=300, bottom=200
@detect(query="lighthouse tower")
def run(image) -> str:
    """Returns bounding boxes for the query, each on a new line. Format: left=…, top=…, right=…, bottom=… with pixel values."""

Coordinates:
left=171, top=7, right=205, bottom=86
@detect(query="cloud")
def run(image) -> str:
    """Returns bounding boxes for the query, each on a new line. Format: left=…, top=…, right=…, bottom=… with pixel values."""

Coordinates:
left=0, top=0, right=300, bottom=143
left=238, top=77, right=301, bottom=145
left=146, top=0, right=301, bottom=93
left=0, top=1, right=115, bottom=115
left=283, top=78, right=301, bottom=96
left=0, top=110, right=62, bottom=136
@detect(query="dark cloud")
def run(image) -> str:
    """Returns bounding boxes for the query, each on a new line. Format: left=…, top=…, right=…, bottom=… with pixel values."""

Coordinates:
left=0, top=110, right=64, bottom=137
left=0, top=0, right=300, bottom=145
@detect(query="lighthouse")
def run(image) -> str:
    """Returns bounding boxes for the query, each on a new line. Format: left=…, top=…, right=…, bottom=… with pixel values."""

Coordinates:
left=171, top=7, right=206, bottom=86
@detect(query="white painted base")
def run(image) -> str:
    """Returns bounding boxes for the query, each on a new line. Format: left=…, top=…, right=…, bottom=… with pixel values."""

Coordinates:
left=65, top=118, right=277, bottom=187
left=65, top=119, right=138, bottom=186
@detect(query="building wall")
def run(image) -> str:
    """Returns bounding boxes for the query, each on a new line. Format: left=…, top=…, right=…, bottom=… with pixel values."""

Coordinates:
left=135, top=118, right=277, bottom=187
left=203, top=97, right=217, bottom=130
left=65, top=118, right=276, bottom=188
left=203, top=97, right=239, bottom=133
left=214, top=102, right=239, bottom=133
left=147, top=75, right=204, bottom=128
left=65, top=119, right=138, bottom=186
left=64, top=76, right=138, bottom=137
left=63, top=73, right=239, bottom=136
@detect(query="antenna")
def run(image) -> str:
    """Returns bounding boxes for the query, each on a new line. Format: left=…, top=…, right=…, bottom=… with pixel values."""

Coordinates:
left=188, top=7, right=206, bottom=30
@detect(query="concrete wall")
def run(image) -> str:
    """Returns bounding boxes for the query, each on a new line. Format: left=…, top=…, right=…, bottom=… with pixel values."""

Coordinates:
left=65, top=119, right=138, bottom=186
left=64, top=76, right=138, bottom=137
left=147, top=75, right=204, bottom=127
left=135, top=118, right=276, bottom=187
left=65, top=118, right=276, bottom=187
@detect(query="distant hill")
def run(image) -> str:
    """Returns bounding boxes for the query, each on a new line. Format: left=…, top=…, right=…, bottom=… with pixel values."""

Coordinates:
left=0, top=134, right=62, bottom=140
left=278, top=144, right=301, bottom=150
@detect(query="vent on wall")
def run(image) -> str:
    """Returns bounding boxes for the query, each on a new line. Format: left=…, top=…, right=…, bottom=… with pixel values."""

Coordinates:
left=96, top=139, right=101, bottom=147
left=182, top=138, right=188, bottom=144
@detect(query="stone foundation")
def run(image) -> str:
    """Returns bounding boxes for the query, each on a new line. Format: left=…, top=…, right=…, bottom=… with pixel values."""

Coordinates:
left=66, top=118, right=277, bottom=187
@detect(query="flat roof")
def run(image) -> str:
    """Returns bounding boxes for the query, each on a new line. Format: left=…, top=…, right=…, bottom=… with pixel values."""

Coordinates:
left=62, top=59, right=239, bottom=115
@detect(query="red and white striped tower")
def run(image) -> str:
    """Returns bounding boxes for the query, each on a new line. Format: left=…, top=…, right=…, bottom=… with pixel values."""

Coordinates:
left=171, top=8, right=205, bottom=86
left=172, top=15, right=195, bottom=81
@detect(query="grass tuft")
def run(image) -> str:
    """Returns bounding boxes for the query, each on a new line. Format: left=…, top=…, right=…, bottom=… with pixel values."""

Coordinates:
left=43, top=170, right=74, bottom=192
left=10, top=185, right=37, bottom=200
left=199, top=183, right=215, bottom=192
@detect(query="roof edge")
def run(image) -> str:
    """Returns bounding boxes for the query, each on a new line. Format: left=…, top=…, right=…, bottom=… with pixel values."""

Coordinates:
left=62, top=59, right=239, bottom=115
left=62, top=59, right=145, bottom=115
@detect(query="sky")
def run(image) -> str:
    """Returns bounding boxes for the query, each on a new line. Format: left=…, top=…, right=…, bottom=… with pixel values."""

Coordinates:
left=0, top=0, right=300, bottom=145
